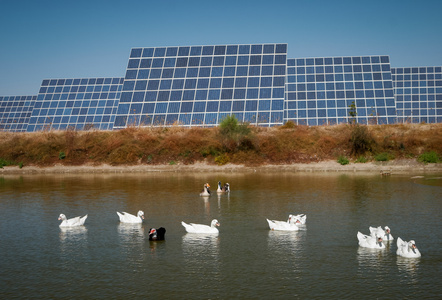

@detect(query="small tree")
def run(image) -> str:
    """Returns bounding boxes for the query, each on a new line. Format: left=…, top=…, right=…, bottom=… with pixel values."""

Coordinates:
left=348, top=101, right=357, bottom=124
left=219, top=115, right=253, bottom=152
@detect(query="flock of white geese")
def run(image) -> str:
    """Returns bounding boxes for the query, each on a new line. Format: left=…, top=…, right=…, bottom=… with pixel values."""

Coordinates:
left=58, top=182, right=421, bottom=258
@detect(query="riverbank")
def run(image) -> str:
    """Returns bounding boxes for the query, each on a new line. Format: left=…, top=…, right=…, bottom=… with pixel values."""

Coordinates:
left=1, top=123, right=441, bottom=171
left=1, top=159, right=441, bottom=174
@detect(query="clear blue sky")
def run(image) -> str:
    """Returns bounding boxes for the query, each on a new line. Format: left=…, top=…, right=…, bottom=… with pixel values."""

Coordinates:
left=1, top=0, right=441, bottom=95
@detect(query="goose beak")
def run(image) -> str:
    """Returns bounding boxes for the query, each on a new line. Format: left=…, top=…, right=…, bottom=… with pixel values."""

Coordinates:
left=378, top=238, right=383, bottom=247
left=58, top=217, right=61, bottom=220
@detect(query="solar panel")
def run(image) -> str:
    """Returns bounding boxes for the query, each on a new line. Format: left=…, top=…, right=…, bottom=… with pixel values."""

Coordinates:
left=3, top=44, right=442, bottom=131
left=27, top=78, right=124, bottom=131
left=392, top=67, right=442, bottom=123
left=0, top=95, right=36, bottom=132
left=285, top=56, right=397, bottom=125
left=114, top=44, right=288, bottom=128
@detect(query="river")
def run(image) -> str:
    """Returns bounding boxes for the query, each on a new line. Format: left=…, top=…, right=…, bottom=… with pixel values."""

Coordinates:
left=0, top=172, right=441, bottom=299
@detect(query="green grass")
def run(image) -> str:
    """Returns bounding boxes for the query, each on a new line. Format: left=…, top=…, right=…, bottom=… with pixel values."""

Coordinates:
left=375, top=152, right=390, bottom=162
left=418, top=151, right=440, bottom=164
left=337, top=155, right=350, bottom=165
left=355, top=156, right=367, bottom=163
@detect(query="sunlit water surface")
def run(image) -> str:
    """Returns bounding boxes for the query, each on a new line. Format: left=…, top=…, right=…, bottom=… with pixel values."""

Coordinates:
left=0, top=172, right=441, bottom=299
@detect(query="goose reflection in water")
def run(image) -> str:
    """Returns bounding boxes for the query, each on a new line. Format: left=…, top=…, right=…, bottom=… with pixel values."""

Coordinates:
left=59, top=227, right=88, bottom=259
left=182, top=233, right=220, bottom=257
left=59, top=226, right=88, bottom=242
left=117, top=223, right=145, bottom=244
left=217, top=192, right=230, bottom=209
left=397, top=256, right=420, bottom=284
left=357, top=247, right=388, bottom=270
left=182, top=233, right=220, bottom=275
left=267, top=230, right=305, bottom=254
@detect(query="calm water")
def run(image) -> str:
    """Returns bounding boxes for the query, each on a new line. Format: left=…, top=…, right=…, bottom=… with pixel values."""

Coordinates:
left=0, top=172, right=441, bottom=299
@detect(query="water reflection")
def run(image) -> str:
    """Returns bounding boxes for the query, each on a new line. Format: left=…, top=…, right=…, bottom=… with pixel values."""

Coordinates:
left=59, top=227, right=88, bottom=261
left=397, top=256, right=420, bottom=283
left=357, top=247, right=388, bottom=269
left=182, top=233, right=220, bottom=273
left=217, top=193, right=230, bottom=209
left=182, top=233, right=220, bottom=249
left=117, top=223, right=145, bottom=244
left=117, top=223, right=147, bottom=263
left=267, top=230, right=304, bottom=248
left=59, top=226, right=88, bottom=242
left=202, top=197, right=210, bottom=215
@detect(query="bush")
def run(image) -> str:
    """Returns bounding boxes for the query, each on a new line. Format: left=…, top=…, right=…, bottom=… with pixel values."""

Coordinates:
left=215, top=153, right=230, bottom=165
left=355, top=156, right=367, bottom=163
left=418, top=151, right=440, bottom=164
left=0, top=158, right=16, bottom=168
left=58, top=152, right=66, bottom=160
left=375, top=152, right=390, bottom=161
left=280, top=120, right=296, bottom=129
left=337, top=155, right=350, bottom=165
left=219, top=115, right=252, bottom=152
left=350, top=124, right=374, bottom=156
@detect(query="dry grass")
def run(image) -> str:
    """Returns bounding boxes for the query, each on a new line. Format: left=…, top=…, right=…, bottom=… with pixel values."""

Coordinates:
left=0, top=123, right=441, bottom=167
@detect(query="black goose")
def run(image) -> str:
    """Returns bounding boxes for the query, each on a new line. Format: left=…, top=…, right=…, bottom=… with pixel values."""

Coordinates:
left=148, top=227, right=166, bottom=241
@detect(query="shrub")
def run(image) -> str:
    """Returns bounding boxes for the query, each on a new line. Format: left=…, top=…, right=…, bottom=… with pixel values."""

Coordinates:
left=375, top=152, right=390, bottom=161
left=219, top=115, right=252, bottom=152
left=418, top=151, right=440, bottom=164
left=215, top=153, right=230, bottom=165
left=280, top=120, right=296, bottom=129
left=355, top=156, right=367, bottom=163
left=59, top=152, right=66, bottom=160
left=337, top=155, right=350, bottom=165
left=0, top=158, right=16, bottom=168
left=350, top=124, right=374, bottom=156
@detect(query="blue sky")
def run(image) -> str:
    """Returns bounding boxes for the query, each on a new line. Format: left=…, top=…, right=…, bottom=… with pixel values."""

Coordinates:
left=1, top=0, right=441, bottom=95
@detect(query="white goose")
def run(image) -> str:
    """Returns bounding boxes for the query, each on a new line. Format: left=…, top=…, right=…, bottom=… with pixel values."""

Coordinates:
left=116, top=210, right=144, bottom=223
left=266, top=215, right=299, bottom=231
left=357, top=231, right=385, bottom=249
left=291, top=214, right=307, bottom=225
left=397, top=237, right=421, bottom=258
left=58, top=213, right=88, bottom=227
left=181, top=219, right=220, bottom=234
left=369, top=226, right=394, bottom=241
left=200, top=183, right=211, bottom=197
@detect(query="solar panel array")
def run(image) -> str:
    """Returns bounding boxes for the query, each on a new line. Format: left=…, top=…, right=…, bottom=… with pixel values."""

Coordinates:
left=27, top=78, right=123, bottom=131
left=285, top=56, right=397, bottom=125
left=392, top=67, right=442, bottom=123
left=1, top=43, right=441, bottom=132
left=113, top=44, right=287, bottom=128
left=0, top=96, right=36, bottom=132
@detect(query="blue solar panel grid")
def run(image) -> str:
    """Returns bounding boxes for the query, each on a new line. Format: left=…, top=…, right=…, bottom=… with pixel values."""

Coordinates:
left=0, top=95, right=36, bottom=132
left=114, top=43, right=288, bottom=128
left=392, top=67, right=442, bottom=123
left=285, top=56, right=397, bottom=125
left=27, top=78, right=123, bottom=131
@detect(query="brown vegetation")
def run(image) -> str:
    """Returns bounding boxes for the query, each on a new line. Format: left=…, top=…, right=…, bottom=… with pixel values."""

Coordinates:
left=0, top=122, right=441, bottom=167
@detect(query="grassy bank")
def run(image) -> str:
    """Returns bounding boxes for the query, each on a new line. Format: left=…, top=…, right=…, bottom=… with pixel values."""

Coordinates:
left=0, top=121, right=441, bottom=167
